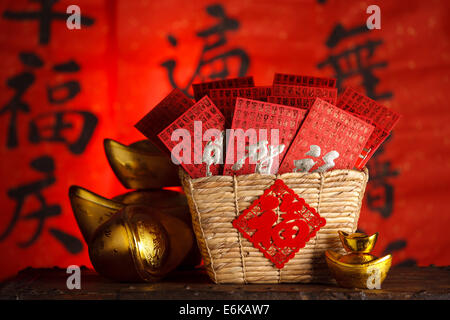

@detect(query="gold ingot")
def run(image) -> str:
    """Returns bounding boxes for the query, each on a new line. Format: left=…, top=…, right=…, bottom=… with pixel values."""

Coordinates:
left=112, top=189, right=191, bottom=225
left=149, top=207, right=195, bottom=272
left=104, top=139, right=180, bottom=189
left=89, top=205, right=170, bottom=282
left=339, top=231, right=378, bottom=253
left=69, top=186, right=125, bottom=243
left=69, top=187, right=195, bottom=282
left=112, top=189, right=201, bottom=268
left=325, top=231, right=392, bottom=289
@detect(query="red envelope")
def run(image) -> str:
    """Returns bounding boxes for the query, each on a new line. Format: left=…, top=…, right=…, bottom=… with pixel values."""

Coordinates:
left=135, top=88, right=194, bottom=152
left=192, top=76, right=254, bottom=101
left=279, top=98, right=375, bottom=174
left=272, top=84, right=337, bottom=105
left=336, top=87, right=401, bottom=168
left=208, top=86, right=273, bottom=125
left=273, top=73, right=336, bottom=88
left=223, top=98, right=307, bottom=176
left=157, top=96, right=225, bottom=179
left=267, top=96, right=336, bottom=109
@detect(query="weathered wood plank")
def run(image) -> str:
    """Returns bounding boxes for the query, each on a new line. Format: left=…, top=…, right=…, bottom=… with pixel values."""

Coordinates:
left=0, top=266, right=449, bottom=300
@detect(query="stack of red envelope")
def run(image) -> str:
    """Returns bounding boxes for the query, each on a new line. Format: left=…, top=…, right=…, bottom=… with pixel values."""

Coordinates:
left=135, top=74, right=401, bottom=179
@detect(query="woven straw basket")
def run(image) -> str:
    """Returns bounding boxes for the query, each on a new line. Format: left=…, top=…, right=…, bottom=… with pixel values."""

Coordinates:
left=180, top=168, right=369, bottom=284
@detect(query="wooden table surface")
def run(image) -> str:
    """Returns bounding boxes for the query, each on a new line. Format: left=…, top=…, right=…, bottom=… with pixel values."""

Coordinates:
left=0, top=266, right=449, bottom=300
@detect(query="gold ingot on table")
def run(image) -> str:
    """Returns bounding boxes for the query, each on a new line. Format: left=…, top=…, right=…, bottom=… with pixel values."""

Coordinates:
left=69, top=187, right=195, bottom=282
left=104, top=139, right=180, bottom=189
left=325, top=231, right=392, bottom=289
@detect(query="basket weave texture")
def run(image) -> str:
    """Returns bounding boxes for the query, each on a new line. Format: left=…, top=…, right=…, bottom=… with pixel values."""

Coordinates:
left=180, top=168, right=369, bottom=284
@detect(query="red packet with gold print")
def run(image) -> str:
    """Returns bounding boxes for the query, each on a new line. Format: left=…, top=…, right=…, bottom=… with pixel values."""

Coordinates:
left=273, top=73, right=336, bottom=88
left=135, top=89, right=194, bottom=152
left=192, top=76, right=254, bottom=101
left=209, top=86, right=273, bottom=125
left=336, top=87, right=401, bottom=168
left=157, top=96, right=225, bottom=179
left=279, top=98, right=374, bottom=174
left=223, top=98, right=307, bottom=176
left=272, top=84, right=337, bottom=105
left=267, top=96, right=336, bottom=109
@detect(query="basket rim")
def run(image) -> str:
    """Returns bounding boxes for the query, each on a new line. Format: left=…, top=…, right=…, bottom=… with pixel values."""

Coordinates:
left=179, top=167, right=368, bottom=183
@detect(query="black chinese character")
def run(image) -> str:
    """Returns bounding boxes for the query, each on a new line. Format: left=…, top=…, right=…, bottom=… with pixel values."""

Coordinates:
left=161, top=4, right=250, bottom=98
left=317, top=23, right=392, bottom=100
left=1, top=52, right=96, bottom=150
left=0, top=69, right=34, bottom=148
left=324, top=23, right=370, bottom=49
left=365, top=136, right=399, bottom=218
left=382, top=239, right=417, bottom=267
left=0, top=155, right=83, bottom=253
left=3, top=0, right=95, bottom=45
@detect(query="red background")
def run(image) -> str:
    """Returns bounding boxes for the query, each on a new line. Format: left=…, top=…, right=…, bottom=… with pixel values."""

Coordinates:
left=0, top=0, right=449, bottom=280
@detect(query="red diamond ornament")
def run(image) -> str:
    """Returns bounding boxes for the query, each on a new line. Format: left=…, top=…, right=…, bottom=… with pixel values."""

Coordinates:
left=232, top=179, right=326, bottom=269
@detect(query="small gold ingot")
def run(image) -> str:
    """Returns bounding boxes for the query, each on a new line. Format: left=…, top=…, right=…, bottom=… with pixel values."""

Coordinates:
left=325, top=231, right=392, bottom=289
left=339, top=231, right=378, bottom=253
left=104, top=139, right=180, bottom=189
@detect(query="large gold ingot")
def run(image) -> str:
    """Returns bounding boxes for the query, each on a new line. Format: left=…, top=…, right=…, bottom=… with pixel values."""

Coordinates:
left=89, top=205, right=170, bottom=282
left=112, top=189, right=191, bottom=225
left=69, top=187, right=195, bottom=282
left=325, top=231, right=392, bottom=289
left=112, top=190, right=202, bottom=268
left=149, top=208, right=195, bottom=273
left=104, top=139, right=180, bottom=189
left=69, top=186, right=125, bottom=243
